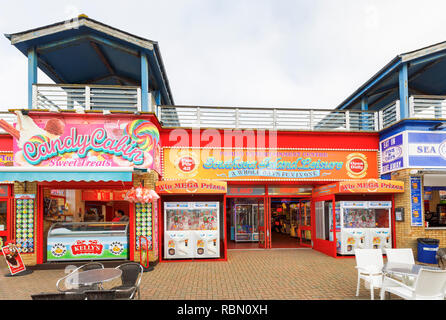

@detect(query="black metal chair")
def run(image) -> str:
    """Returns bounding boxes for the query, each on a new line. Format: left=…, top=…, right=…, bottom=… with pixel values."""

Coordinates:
left=84, top=290, right=116, bottom=300
left=56, top=262, right=104, bottom=293
left=111, top=262, right=144, bottom=299
left=31, top=292, right=86, bottom=300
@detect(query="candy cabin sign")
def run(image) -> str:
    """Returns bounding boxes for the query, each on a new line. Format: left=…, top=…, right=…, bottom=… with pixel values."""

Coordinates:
left=163, top=148, right=378, bottom=181
left=11, top=112, right=161, bottom=173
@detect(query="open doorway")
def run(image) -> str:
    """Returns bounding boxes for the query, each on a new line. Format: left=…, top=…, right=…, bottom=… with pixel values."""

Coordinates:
left=226, top=197, right=265, bottom=249
left=270, top=198, right=311, bottom=248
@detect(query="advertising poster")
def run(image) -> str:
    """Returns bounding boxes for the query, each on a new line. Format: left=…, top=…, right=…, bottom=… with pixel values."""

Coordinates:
left=410, top=176, right=423, bottom=227
left=15, top=194, right=35, bottom=253
left=11, top=111, right=161, bottom=174
left=2, top=243, right=26, bottom=275
left=47, top=236, right=128, bottom=261
left=380, top=133, right=405, bottom=174
left=163, top=148, right=378, bottom=181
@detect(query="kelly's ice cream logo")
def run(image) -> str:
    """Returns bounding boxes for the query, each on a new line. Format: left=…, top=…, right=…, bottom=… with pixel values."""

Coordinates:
left=71, top=240, right=104, bottom=256
left=346, top=153, right=368, bottom=178
left=9, top=111, right=160, bottom=169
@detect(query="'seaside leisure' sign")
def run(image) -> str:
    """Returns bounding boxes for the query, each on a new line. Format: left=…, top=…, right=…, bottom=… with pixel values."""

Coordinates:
left=12, top=112, right=161, bottom=172
left=156, top=179, right=227, bottom=194
left=163, top=148, right=378, bottom=181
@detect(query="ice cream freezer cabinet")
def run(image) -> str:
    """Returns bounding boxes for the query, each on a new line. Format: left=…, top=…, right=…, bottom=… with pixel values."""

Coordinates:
left=47, top=222, right=129, bottom=261
left=334, top=201, right=392, bottom=255
left=164, top=202, right=220, bottom=259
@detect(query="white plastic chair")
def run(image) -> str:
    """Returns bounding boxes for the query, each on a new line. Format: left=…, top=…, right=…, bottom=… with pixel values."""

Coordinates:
left=354, top=249, right=384, bottom=300
left=385, top=248, right=416, bottom=284
left=380, top=269, right=446, bottom=300
left=385, top=248, right=415, bottom=264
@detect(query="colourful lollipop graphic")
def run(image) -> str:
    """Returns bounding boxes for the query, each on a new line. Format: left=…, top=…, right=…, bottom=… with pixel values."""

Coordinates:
left=28, top=134, right=50, bottom=146
left=124, top=120, right=159, bottom=152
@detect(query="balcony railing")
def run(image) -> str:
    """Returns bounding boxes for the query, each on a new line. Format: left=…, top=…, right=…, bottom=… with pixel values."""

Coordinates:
left=158, top=105, right=378, bottom=131
left=32, top=84, right=143, bottom=112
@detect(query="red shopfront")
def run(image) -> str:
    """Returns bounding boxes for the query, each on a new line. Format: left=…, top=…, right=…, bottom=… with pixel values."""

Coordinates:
left=158, top=128, right=395, bottom=259
left=0, top=110, right=162, bottom=265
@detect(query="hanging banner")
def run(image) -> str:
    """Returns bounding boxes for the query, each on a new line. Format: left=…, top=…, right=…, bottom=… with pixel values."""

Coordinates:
left=2, top=243, right=26, bottom=275
left=163, top=148, right=378, bottom=181
left=410, top=176, right=423, bottom=227
left=11, top=112, right=161, bottom=174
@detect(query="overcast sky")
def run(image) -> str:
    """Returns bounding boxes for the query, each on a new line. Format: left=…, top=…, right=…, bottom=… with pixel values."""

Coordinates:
left=1, top=0, right=446, bottom=110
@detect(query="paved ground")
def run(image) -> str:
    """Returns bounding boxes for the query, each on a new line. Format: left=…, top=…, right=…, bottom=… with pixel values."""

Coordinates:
left=0, top=248, right=385, bottom=300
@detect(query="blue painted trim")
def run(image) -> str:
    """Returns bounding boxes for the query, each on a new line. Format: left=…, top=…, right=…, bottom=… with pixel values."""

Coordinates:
left=0, top=170, right=132, bottom=182
left=360, top=97, right=368, bottom=110
left=140, top=53, right=149, bottom=111
left=338, top=59, right=401, bottom=110
left=28, top=47, right=37, bottom=109
left=379, top=119, right=446, bottom=140
left=398, top=63, right=409, bottom=119
left=155, top=90, right=161, bottom=105
left=409, top=50, right=446, bottom=66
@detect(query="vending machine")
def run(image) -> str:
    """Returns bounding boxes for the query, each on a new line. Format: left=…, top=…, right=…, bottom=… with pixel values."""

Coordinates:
left=164, top=202, right=195, bottom=259
left=336, top=201, right=392, bottom=255
left=193, top=202, right=220, bottom=258
left=164, top=202, right=220, bottom=259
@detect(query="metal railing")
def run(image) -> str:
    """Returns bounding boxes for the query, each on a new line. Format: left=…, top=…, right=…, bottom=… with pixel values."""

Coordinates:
left=158, top=105, right=378, bottom=131
left=410, top=95, right=446, bottom=119
left=33, top=84, right=142, bottom=112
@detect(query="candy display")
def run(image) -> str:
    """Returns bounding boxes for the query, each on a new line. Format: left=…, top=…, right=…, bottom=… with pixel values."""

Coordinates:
left=135, top=202, right=153, bottom=251
left=124, top=120, right=160, bottom=152
left=15, top=196, right=35, bottom=253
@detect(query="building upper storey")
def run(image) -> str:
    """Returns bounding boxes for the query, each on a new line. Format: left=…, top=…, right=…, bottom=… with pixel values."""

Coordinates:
left=2, top=15, right=446, bottom=133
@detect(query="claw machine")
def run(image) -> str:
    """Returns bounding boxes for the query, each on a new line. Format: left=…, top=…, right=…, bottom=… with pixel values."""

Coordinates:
left=336, top=201, right=392, bottom=255
left=234, top=203, right=259, bottom=242
left=164, top=202, right=195, bottom=259
left=368, top=201, right=392, bottom=251
left=193, top=202, right=220, bottom=258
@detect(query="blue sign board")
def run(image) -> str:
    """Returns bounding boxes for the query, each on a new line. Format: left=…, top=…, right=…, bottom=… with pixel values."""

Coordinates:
left=408, top=131, right=446, bottom=168
left=380, top=133, right=405, bottom=174
left=410, top=176, right=423, bottom=227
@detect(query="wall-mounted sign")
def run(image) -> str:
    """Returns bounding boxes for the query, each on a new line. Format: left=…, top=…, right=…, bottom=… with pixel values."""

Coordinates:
left=163, top=148, right=378, bottom=181
left=0, top=153, right=13, bottom=166
left=12, top=112, right=161, bottom=173
left=82, top=190, right=128, bottom=201
left=395, top=207, right=405, bottom=222
left=410, top=176, right=423, bottom=227
left=380, top=133, right=405, bottom=174
left=407, top=131, right=446, bottom=168
left=313, top=179, right=404, bottom=197
left=156, top=179, right=227, bottom=194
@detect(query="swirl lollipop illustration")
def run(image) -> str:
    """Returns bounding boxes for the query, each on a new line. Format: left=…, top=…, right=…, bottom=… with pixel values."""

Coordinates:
left=124, top=120, right=160, bottom=152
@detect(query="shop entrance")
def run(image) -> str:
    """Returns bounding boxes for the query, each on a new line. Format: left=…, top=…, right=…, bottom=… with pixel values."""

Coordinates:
left=269, top=198, right=312, bottom=248
left=40, top=185, right=133, bottom=263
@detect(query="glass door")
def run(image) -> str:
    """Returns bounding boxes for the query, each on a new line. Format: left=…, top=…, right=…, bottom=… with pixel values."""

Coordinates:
left=312, top=195, right=337, bottom=257
left=258, top=198, right=268, bottom=248
left=299, top=200, right=312, bottom=247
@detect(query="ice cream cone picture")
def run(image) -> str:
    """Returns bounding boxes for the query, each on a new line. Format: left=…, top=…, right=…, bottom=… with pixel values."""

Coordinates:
left=14, top=111, right=65, bottom=149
